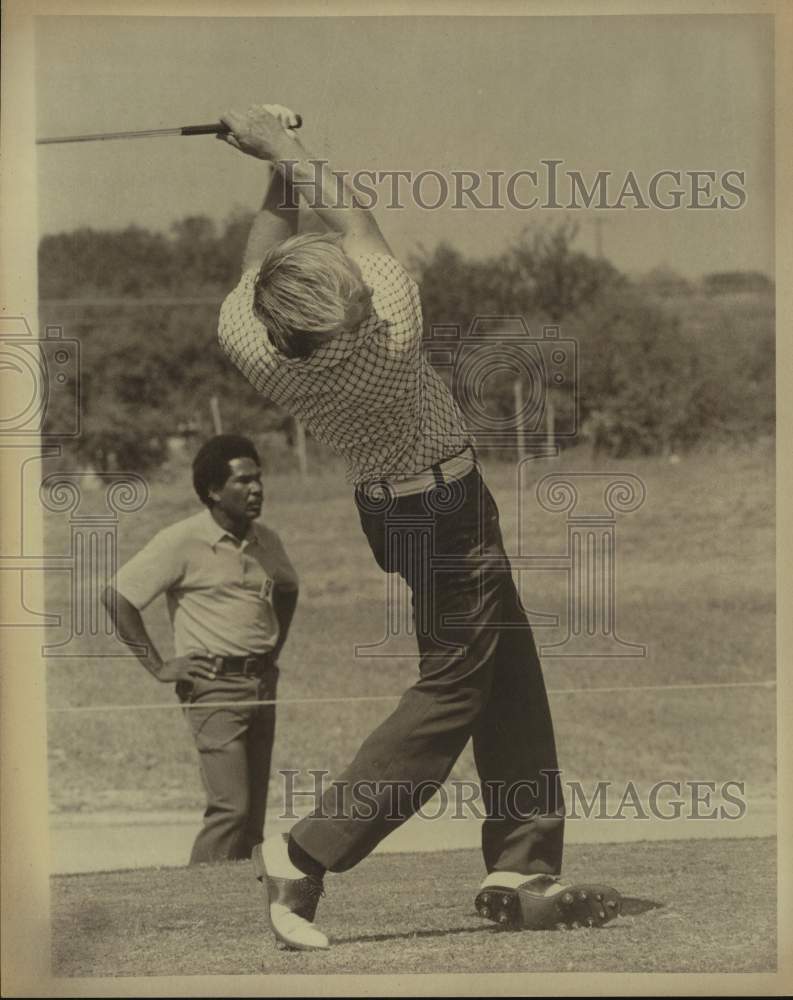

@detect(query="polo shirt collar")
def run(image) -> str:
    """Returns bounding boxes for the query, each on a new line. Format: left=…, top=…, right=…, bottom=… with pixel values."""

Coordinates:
left=200, top=508, right=256, bottom=548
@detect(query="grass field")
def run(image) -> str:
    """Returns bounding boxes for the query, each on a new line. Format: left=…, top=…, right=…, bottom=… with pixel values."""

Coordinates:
left=44, top=440, right=775, bottom=816
left=50, top=837, right=776, bottom=976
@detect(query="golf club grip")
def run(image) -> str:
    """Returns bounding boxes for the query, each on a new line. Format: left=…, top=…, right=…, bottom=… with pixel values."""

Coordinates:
left=181, top=115, right=303, bottom=137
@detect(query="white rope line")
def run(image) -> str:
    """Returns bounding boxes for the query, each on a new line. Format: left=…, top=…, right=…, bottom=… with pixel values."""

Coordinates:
left=46, top=679, right=776, bottom=714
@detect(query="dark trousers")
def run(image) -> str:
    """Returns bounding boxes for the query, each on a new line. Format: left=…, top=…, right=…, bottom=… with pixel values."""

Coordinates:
left=291, top=467, right=564, bottom=875
left=180, top=668, right=278, bottom=864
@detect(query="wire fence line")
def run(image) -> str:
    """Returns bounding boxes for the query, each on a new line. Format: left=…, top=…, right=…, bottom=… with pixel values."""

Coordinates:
left=46, top=678, right=776, bottom=714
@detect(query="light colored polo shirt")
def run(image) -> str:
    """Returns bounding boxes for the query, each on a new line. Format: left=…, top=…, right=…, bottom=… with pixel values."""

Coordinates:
left=113, top=508, right=298, bottom=658
left=218, top=252, right=472, bottom=485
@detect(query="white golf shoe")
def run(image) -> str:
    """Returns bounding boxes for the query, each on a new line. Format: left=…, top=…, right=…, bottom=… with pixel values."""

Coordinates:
left=252, top=835, right=329, bottom=951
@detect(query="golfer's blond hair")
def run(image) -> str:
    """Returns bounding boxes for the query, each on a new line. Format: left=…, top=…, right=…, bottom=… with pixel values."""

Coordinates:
left=253, top=232, right=372, bottom=358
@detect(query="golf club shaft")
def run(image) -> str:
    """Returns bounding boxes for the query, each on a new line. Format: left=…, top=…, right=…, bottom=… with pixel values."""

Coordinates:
left=37, top=116, right=302, bottom=146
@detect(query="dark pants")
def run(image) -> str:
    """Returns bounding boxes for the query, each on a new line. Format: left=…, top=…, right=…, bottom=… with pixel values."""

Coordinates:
left=291, top=467, right=564, bottom=875
left=179, top=668, right=278, bottom=864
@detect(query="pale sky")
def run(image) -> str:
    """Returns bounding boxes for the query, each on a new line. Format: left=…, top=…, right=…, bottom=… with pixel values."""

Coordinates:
left=35, top=13, right=775, bottom=279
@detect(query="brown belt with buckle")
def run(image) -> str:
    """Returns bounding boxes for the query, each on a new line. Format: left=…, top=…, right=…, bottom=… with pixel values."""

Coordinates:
left=212, top=653, right=276, bottom=677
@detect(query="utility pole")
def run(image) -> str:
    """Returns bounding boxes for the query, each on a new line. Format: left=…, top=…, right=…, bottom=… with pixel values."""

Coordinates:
left=209, top=395, right=223, bottom=435
left=294, top=416, right=308, bottom=481
left=513, top=377, right=526, bottom=461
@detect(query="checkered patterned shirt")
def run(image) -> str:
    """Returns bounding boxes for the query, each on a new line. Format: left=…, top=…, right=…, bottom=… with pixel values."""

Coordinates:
left=218, top=252, right=471, bottom=484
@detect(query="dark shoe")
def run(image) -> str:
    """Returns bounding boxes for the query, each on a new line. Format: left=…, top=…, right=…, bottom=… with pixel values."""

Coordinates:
left=252, top=836, right=329, bottom=950
left=475, top=873, right=622, bottom=930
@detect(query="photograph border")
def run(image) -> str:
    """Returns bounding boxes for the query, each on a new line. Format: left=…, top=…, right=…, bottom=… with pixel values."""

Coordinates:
left=1, top=0, right=791, bottom=995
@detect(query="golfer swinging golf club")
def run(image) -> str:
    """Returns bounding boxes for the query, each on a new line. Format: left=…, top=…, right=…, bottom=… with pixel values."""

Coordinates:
left=217, top=103, right=621, bottom=950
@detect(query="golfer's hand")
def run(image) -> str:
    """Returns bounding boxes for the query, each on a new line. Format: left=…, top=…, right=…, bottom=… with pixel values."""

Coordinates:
left=157, top=654, right=218, bottom=683
left=219, top=104, right=301, bottom=160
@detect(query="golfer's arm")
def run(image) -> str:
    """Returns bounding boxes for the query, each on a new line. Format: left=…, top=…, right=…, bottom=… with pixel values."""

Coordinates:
left=242, top=165, right=299, bottom=272
left=273, top=137, right=391, bottom=258
left=102, top=586, right=165, bottom=678
left=270, top=584, right=298, bottom=662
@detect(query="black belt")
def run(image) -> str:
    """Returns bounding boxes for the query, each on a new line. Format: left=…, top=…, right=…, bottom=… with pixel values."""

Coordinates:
left=212, top=653, right=276, bottom=677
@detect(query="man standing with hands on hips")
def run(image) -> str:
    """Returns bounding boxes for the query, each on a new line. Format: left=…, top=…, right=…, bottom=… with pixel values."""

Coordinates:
left=216, top=103, right=621, bottom=951
left=104, top=434, right=299, bottom=865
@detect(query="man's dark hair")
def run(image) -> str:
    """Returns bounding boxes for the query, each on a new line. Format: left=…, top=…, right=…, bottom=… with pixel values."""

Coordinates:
left=192, top=434, right=260, bottom=507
